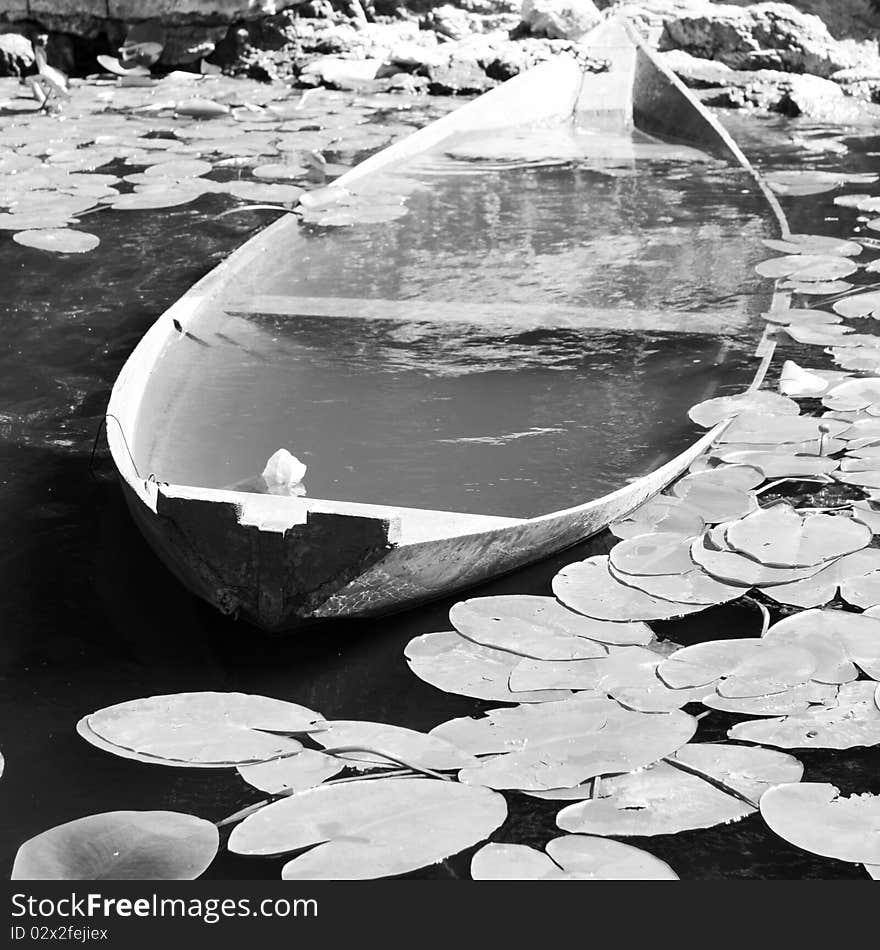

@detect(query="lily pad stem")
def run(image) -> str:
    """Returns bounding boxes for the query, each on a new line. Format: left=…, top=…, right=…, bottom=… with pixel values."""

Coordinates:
left=662, top=756, right=759, bottom=810
left=320, top=745, right=453, bottom=781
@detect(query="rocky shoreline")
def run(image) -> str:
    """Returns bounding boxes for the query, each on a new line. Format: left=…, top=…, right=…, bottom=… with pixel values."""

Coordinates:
left=2, top=1, right=880, bottom=118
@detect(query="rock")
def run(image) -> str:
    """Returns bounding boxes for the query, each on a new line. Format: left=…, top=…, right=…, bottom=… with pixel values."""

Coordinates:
left=388, top=40, right=448, bottom=69
left=656, top=47, right=733, bottom=86
left=300, top=54, right=385, bottom=86
left=519, top=0, right=601, bottom=41
left=160, top=25, right=228, bottom=65
left=426, top=58, right=496, bottom=94
left=659, top=2, right=873, bottom=78
left=776, top=71, right=843, bottom=115
left=421, top=4, right=474, bottom=40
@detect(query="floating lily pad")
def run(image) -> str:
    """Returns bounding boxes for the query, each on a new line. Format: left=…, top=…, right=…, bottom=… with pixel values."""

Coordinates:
left=609, top=495, right=704, bottom=541
left=833, top=291, right=880, bottom=319
left=252, top=163, right=309, bottom=180
left=669, top=470, right=760, bottom=522
left=228, top=778, right=507, bottom=880
left=716, top=645, right=817, bottom=698
left=608, top=532, right=696, bottom=576
left=508, top=646, right=663, bottom=692
left=429, top=695, right=613, bottom=756
left=714, top=450, right=837, bottom=479
left=470, top=837, right=678, bottom=880
left=762, top=308, right=841, bottom=326
left=237, top=750, right=343, bottom=793
left=448, top=595, right=636, bottom=659
left=718, top=413, right=848, bottom=445
left=85, top=692, right=320, bottom=766
left=725, top=505, right=871, bottom=569
left=760, top=783, right=880, bottom=865
left=779, top=361, right=849, bottom=397
left=729, top=681, right=880, bottom=749
left=11, top=811, right=218, bottom=880
left=552, top=556, right=708, bottom=622
left=688, top=391, right=799, bottom=428
left=823, top=377, right=880, bottom=413
left=610, top=680, right=712, bottom=713
left=763, top=609, right=860, bottom=683
left=690, top=531, right=827, bottom=588
left=457, top=707, right=696, bottom=791
left=658, top=639, right=759, bottom=689
left=764, top=170, right=849, bottom=196
left=784, top=324, right=857, bottom=346
left=310, top=720, right=477, bottom=771
left=108, top=191, right=201, bottom=210
left=762, top=547, right=880, bottom=609
left=11, top=228, right=99, bottom=254
left=702, top=681, right=838, bottom=716
left=755, top=254, right=858, bottom=281
left=404, top=632, right=570, bottom=703
left=784, top=280, right=853, bottom=295
left=143, top=158, right=213, bottom=179
left=175, top=99, right=230, bottom=118
left=762, top=234, right=862, bottom=256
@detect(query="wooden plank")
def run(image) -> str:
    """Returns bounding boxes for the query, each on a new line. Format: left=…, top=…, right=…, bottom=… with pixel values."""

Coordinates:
left=224, top=295, right=747, bottom=335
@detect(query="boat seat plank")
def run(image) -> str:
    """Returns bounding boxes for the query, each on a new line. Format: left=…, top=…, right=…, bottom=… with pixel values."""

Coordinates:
left=224, top=296, right=746, bottom=335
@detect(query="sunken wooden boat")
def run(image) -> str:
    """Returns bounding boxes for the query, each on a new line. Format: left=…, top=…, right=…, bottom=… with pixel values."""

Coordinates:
left=107, top=15, right=789, bottom=632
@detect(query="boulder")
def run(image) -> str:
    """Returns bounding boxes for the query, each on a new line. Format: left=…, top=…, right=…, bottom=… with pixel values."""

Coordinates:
left=299, top=54, right=385, bottom=86
left=656, top=46, right=733, bottom=85
left=426, top=58, right=496, bottom=93
left=421, top=5, right=474, bottom=40
left=659, top=2, right=872, bottom=78
left=0, top=32, right=33, bottom=77
left=519, top=0, right=601, bottom=40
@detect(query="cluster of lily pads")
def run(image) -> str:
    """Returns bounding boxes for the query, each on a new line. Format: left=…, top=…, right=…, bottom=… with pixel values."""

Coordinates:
left=0, top=74, right=450, bottom=254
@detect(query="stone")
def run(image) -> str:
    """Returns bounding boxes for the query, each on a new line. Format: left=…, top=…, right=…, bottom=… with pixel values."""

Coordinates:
left=657, top=47, right=733, bottom=86
left=160, top=25, right=228, bottom=65
left=659, top=2, right=873, bottom=78
left=0, top=32, right=33, bottom=77
left=388, top=40, right=448, bottom=70
left=519, top=0, right=601, bottom=41
left=421, top=5, right=474, bottom=40
left=426, top=58, right=496, bottom=94
left=300, top=54, right=385, bottom=86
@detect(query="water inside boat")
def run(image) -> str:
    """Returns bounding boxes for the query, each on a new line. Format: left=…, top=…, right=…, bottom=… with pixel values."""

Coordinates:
left=132, top=123, right=773, bottom=518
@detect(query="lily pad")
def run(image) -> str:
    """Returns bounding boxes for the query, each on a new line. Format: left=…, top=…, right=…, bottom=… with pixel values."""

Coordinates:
left=834, top=291, right=880, bottom=319
left=725, top=505, right=871, bottom=569
left=11, top=811, right=218, bottom=880
left=552, top=556, right=707, bottom=622
left=719, top=414, right=848, bottom=445
left=457, top=707, right=696, bottom=791
left=470, top=837, right=678, bottom=880
left=85, top=692, right=321, bottom=766
left=237, top=750, right=343, bottom=793
left=228, top=777, right=507, bottom=880
left=762, top=547, right=880, bottom=609
left=609, top=495, right=704, bottom=541
left=778, top=361, right=848, bottom=398
left=760, top=783, right=880, bottom=865
left=448, top=595, right=633, bottom=659
left=608, top=532, right=696, bottom=575
left=610, top=680, right=712, bottom=713
left=823, top=377, right=880, bottom=413
left=669, top=471, right=759, bottom=522
left=762, top=308, right=841, bottom=326
left=143, top=158, right=213, bottom=179
left=714, top=450, right=838, bottom=479
left=754, top=254, right=858, bottom=281
left=728, top=681, right=880, bottom=749
left=762, top=234, right=862, bottom=256
left=175, top=98, right=230, bottom=118
left=404, top=632, right=570, bottom=703
left=715, top=645, right=817, bottom=698
left=762, top=609, right=860, bottom=683
left=429, top=694, right=614, bottom=756
left=310, top=720, right=477, bottom=771
left=688, top=391, right=799, bottom=428
left=690, top=531, right=828, bottom=588
left=509, top=646, right=664, bottom=692
left=12, top=229, right=99, bottom=253
left=702, top=681, right=839, bottom=716
left=657, top=639, right=760, bottom=689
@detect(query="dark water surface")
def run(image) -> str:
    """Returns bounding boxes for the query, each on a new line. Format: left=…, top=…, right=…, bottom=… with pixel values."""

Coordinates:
left=1, top=109, right=878, bottom=879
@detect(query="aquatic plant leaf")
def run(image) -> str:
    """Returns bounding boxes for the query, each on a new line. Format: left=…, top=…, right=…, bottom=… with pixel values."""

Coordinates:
left=785, top=324, right=857, bottom=346
left=728, top=681, right=880, bottom=749
left=835, top=469, right=880, bottom=489
left=404, top=632, right=570, bottom=703
left=457, top=708, right=696, bottom=791
left=552, top=556, right=707, bottom=622
left=657, top=639, right=759, bottom=689
left=143, top=158, right=213, bottom=179
left=669, top=471, right=759, bottom=522
left=310, top=720, right=477, bottom=771
left=252, top=163, right=309, bottom=180
left=716, top=646, right=817, bottom=698
left=448, top=595, right=630, bottom=659
left=840, top=571, right=880, bottom=609
left=762, top=235, right=862, bottom=256
left=471, top=837, right=678, bottom=880
left=608, top=532, right=696, bottom=575
left=108, top=191, right=200, bottom=210
left=12, top=229, right=99, bottom=253
left=719, top=413, right=848, bottom=445
left=834, top=290, right=880, bottom=319
left=762, top=609, right=860, bottom=683
left=237, top=750, right=343, bottom=793
left=429, top=695, right=613, bottom=756
left=762, top=308, right=841, bottom=326
left=509, top=646, right=663, bottom=692
left=228, top=778, right=507, bottom=880
left=780, top=279, right=853, bottom=295
left=222, top=181, right=304, bottom=203
left=609, top=560, right=742, bottom=606
left=610, top=680, right=712, bottom=713
left=764, top=170, right=848, bottom=195
left=725, top=505, right=871, bottom=569
left=754, top=255, right=857, bottom=281
left=11, top=811, right=218, bottom=880
left=609, top=495, right=704, bottom=541
left=556, top=745, right=801, bottom=837
left=715, top=450, right=837, bottom=479
left=823, top=377, right=880, bottom=412
left=761, top=548, right=880, bottom=609
left=829, top=610, right=880, bottom=679
left=690, top=532, right=827, bottom=587
left=688, top=391, right=798, bottom=428
left=86, top=692, right=321, bottom=766
left=760, top=783, right=880, bottom=865
left=702, top=681, right=839, bottom=716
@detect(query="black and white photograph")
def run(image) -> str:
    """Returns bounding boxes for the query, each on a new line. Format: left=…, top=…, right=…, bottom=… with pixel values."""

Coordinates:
left=1, top=0, right=879, bottom=910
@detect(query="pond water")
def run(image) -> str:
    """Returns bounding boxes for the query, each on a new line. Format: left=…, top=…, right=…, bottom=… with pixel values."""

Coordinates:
left=133, top=129, right=768, bottom=516
left=0, top=99, right=878, bottom=879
